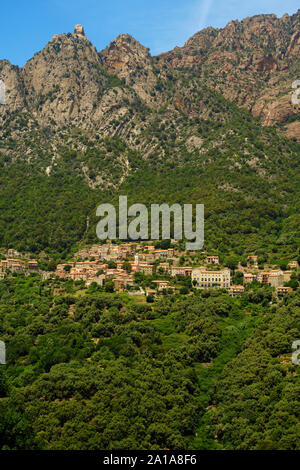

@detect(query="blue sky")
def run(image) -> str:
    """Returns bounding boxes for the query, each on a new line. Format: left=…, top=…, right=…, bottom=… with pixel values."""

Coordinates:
left=0, top=0, right=299, bottom=66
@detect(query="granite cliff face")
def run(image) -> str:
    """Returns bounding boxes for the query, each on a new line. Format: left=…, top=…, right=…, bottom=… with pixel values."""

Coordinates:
left=0, top=26, right=144, bottom=150
left=1, top=14, right=299, bottom=142
left=157, top=11, right=300, bottom=141
left=22, top=31, right=103, bottom=126
left=0, top=61, right=25, bottom=116
left=101, top=34, right=157, bottom=103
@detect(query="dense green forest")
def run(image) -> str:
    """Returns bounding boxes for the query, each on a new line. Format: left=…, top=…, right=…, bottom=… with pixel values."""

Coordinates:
left=0, top=275, right=298, bottom=450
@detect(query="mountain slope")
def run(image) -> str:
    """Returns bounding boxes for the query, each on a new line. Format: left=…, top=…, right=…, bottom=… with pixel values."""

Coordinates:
left=0, top=16, right=299, bottom=257
left=157, top=11, right=300, bottom=142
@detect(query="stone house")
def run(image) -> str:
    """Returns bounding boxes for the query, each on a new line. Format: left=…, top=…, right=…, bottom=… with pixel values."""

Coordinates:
left=244, top=273, right=257, bottom=284
left=276, top=286, right=293, bottom=296
left=171, top=266, right=192, bottom=277
left=152, top=280, right=170, bottom=291
left=228, top=285, right=245, bottom=296
left=139, top=264, right=154, bottom=275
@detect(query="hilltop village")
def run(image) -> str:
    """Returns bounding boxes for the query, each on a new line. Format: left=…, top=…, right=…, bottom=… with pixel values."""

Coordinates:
left=1, top=243, right=299, bottom=300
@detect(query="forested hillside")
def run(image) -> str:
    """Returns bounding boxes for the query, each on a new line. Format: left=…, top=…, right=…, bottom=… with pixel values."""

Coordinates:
left=0, top=276, right=298, bottom=450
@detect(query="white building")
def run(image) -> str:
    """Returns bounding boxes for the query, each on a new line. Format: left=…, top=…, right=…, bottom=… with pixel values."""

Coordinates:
left=192, top=267, right=231, bottom=289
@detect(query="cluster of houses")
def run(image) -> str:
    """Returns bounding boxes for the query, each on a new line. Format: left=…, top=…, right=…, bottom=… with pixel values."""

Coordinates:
left=242, top=256, right=298, bottom=296
left=1, top=245, right=298, bottom=298
left=54, top=244, right=235, bottom=294
left=55, top=245, right=175, bottom=290
left=56, top=244, right=135, bottom=289
left=53, top=244, right=299, bottom=297
left=0, top=249, right=40, bottom=279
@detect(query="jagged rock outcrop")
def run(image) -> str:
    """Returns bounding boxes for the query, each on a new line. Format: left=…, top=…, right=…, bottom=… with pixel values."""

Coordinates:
left=157, top=10, right=300, bottom=141
left=101, top=34, right=157, bottom=103
left=0, top=13, right=299, bottom=143
left=21, top=32, right=104, bottom=125
left=286, top=31, right=300, bottom=57
left=0, top=60, right=25, bottom=118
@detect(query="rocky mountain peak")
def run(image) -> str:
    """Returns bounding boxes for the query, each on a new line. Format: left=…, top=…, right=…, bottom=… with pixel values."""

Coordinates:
left=100, top=33, right=156, bottom=103
left=101, top=33, right=152, bottom=76
left=0, top=11, right=299, bottom=141
left=19, top=30, right=106, bottom=126
left=157, top=11, right=300, bottom=141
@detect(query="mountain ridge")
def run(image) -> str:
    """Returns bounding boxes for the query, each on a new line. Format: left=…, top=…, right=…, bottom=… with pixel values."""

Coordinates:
left=1, top=11, right=300, bottom=139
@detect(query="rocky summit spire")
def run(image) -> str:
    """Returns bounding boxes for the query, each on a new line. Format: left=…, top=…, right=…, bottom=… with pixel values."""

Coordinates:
left=74, top=24, right=85, bottom=36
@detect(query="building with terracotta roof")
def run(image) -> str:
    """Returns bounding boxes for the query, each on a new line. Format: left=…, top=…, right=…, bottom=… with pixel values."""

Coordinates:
left=28, top=260, right=39, bottom=272
left=244, top=273, right=257, bottom=284
left=154, top=250, right=170, bottom=260
left=266, top=271, right=284, bottom=288
left=276, top=286, right=293, bottom=296
left=171, top=266, right=192, bottom=277
left=158, top=262, right=170, bottom=274
left=228, top=285, right=245, bottom=296
left=139, top=264, right=154, bottom=275
left=7, top=249, right=20, bottom=258
left=152, top=280, right=170, bottom=291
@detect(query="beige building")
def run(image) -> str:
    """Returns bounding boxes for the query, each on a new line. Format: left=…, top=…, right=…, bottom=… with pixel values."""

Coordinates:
left=144, top=253, right=156, bottom=263
left=145, top=288, right=157, bottom=297
left=268, top=272, right=284, bottom=288
left=139, top=264, right=154, bottom=275
left=28, top=260, right=39, bottom=273
left=244, top=273, right=257, bottom=284
left=113, top=275, right=135, bottom=291
left=154, top=250, right=169, bottom=260
left=267, top=271, right=284, bottom=288
left=256, top=270, right=284, bottom=288
left=11, top=262, right=26, bottom=274
left=86, top=275, right=106, bottom=287
left=158, top=262, right=170, bottom=273
left=228, top=285, right=245, bottom=296
left=276, top=286, right=293, bottom=296
left=7, top=249, right=20, bottom=258
left=144, top=245, right=155, bottom=252
left=171, top=266, right=192, bottom=277
left=256, top=272, right=269, bottom=284
left=152, top=280, right=170, bottom=291
left=192, top=267, right=231, bottom=289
